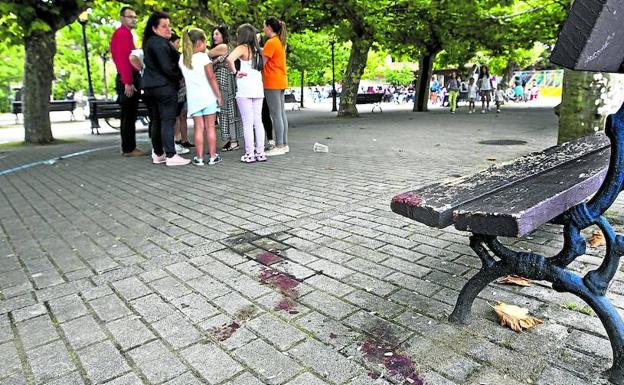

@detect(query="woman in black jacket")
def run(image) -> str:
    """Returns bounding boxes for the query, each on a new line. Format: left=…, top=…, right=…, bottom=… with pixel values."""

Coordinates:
left=141, top=11, right=189, bottom=166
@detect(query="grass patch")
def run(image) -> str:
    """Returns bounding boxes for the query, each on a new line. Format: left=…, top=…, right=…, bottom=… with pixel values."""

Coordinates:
left=0, top=138, right=84, bottom=150
left=562, top=302, right=594, bottom=316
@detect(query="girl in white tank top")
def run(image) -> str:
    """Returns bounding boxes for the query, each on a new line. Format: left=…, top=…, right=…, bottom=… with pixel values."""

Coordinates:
left=226, top=24, right=267, bottom=163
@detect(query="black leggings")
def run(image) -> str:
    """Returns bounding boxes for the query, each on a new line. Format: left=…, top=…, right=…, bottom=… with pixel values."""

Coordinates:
left=262, top=98, right=273, bottom=141
left=145, top=85, right=178, bottom=157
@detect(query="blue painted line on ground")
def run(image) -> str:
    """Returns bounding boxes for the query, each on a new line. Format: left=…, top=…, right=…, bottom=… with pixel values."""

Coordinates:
left=0, top=145, right=118, bottom=177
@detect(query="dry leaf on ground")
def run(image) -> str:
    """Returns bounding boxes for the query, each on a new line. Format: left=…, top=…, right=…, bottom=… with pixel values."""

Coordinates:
left=491, top=302, right=543, bottom=332
left=496, top=275, right=532, bottom=287
left=588, top=230, right=606, bottom=248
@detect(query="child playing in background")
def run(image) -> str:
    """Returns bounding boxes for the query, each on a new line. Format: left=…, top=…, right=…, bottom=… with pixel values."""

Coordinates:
left=467, top=78, right=478, bottom=114
left=179, top=28, right=223, bottom=166
left=494, top=84, right=505, bottom=113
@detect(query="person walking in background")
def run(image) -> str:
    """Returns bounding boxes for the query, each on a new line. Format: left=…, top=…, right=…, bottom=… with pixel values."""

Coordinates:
left=467, top=77, right=478, bottom=114
left=110, top=6, right=145, bottom=157
left=446, top=72, right=460, bottom=113
left=209, top=24, right=243, bottom=152
left=227, top=24, right=267, bottom=163
left=262, top=17, right=289, bottom=156
left=477, top=65, right=493, bottom=113
left=141, top=11, right=189, bottom=166
left=180, top=28, right=223, bottom=166
left=429, top=75, right=440, bottom=105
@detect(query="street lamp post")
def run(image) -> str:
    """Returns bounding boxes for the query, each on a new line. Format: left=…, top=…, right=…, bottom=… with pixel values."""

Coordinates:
left=78, top=11, right=99, bottom=130
left=330, top=41, right=337, bottom=112
left=101, top=52, right=109, bottom=99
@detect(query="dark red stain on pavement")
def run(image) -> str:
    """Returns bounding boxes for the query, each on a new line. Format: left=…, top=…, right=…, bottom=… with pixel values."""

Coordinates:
left=259, top=267, right=300, bottom=312
left=208, top=321, right=240, bottom=341
left=360, top=340, right=424, bottom=384
left=258, top=252, right=283, bottom=266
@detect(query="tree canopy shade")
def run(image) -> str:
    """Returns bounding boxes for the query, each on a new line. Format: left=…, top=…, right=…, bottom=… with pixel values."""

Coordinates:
left=0, top=0, right=87, bottom=143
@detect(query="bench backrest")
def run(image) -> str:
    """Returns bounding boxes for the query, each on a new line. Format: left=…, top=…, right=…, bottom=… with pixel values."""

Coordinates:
left=356, top=93, right=383, bottom=104
left=284, top=93, right=297, bottom=103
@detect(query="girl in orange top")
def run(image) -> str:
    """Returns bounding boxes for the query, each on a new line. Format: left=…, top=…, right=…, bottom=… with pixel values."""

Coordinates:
left=262, top=17, right=289, bottom=156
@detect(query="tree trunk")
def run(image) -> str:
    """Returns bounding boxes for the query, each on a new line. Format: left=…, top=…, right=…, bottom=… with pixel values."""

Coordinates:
left=558, top=69, right=624, bottom=144
left=502, top=60, right=516, bottom=87
left=338, top=36, right=372, bottom=117
left=413, top=50, right=438, bottom=112
left=23, top=29, right=56, bottom=144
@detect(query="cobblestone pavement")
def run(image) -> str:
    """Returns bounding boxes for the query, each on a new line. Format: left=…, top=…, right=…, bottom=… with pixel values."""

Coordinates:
left=0, top=105, right=619, bottom=385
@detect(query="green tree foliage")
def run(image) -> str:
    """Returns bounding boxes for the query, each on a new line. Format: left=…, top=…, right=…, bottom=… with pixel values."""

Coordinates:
left=0, top=42, right=24, bottom=112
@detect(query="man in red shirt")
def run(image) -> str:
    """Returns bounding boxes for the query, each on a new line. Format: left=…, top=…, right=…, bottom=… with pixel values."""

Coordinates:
left=110, top=6, right=145, bottom=157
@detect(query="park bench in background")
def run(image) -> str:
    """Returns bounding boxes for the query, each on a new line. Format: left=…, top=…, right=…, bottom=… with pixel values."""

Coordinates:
left=284, top=93, right=301, bottom=111
left=391, top=110, right=624, bottom=383
left=86, top=99, right=149, bottom=135
left=356, top=93, right=383, bottom=113
left=11, top=100, right=77, bottom=124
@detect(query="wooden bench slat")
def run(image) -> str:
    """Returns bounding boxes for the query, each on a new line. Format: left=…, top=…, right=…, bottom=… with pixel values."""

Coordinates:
left=390, top=133, right=610, bottom=228
left=453, top=147, right=610, bottom=237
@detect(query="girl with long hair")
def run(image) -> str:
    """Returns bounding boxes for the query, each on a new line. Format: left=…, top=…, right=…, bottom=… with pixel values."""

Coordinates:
left=209, top=24, right=244, bottom=152
left=179, top=28, right=223, bottom=166
left=478, top=65, right=493, bottom=113
left=262, top=16, right=289, bottom=156
left=226, top=24, right=267, bottom=163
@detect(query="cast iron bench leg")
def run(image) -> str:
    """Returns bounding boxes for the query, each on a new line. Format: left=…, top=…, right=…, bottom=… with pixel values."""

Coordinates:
left=447, top=103, right=624, bottom=384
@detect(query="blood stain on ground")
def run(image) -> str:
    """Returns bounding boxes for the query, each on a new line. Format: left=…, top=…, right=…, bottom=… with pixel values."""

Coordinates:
left=259, top=267, right=300, bottom=312
left=208, top=321, right=240, bottom=341
left=257, top=252, right=283, bottom=266
left=359, top=339, right=424, bottom=385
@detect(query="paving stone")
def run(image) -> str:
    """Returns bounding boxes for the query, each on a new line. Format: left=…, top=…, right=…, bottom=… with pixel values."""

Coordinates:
left=348, top=373, right=393, bottom=385
left=181, top=343, right=243, bottom=383
left=246, top=313, right=307, bottom=351
left=0, top=315, right=11, bottom=343
left=27, top=340, right=75, bottom=384
left=186, top=276, right=232, bottom=300
left=106, top=316, right=155, bottom=351
left=0, top=341, right=21, bottom=379
left=139, top=269, right=169, bottom=283
left=303, top=275, right=355, bottom=297
left=234, top=339, right=302, bottom=384
left=46, top=372, right=84, bottom=385
left=102, top=372, right=143, bottom=385
left=289, top=339, right=363, bottom=383
left=344, top=290, right=404, bottom=318
left=344, top=311, right=411, bottom=346
left=61, top=315, right=107, bottom=350
left=299, top=290, right=358, bottom=320
left=48, top=294, right=88, bottom=323
left=31, top=269, right=65, bottom=289
left=212, top=291, right=255, bottom=317
left=129, top=340, right=186, bottom=384
left=11, top=303, right=47, bottom=322
left=17, top=315, right=58, bottom=350
left=149, top=276, right=192, bottom=300
left=306, top=260, right=355, bottom=280
left=89, top=294, right=132, bottom=322
left=0, top=372, right=27, bottom=385
left=111, top=276, right=152, bottom=301
left=163, top=371, right=203, bottom=385
left=170, top=293, right=219, bottom=323
left=152, top=313, right=202, bottom=349
left=566, top=330, right=611, bottom=359
left=165, top=262, right=203, bottom=281
left=0, top=294, right=36, bottom=315
left=81, top=285, right=113, bottom=301
left=77, top=340, right=130, bottom=384
left=469, top=369, right=527, bottom=385
left=297, top=311, right=359, bottom=350
left=130, top=294, right=175, bottom=323
left=343, top=273, right=399, bottom=297
left=536, top=366, right=589, bottom=385
left=221, top=371, right=266, bottom=385
left=285, top=372, right=330, bottom=385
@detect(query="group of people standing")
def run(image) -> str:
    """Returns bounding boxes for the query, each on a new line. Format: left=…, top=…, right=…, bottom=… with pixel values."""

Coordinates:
left=110, top=6, right=289, bottom=166
left=430, top=65, right=506, bottom=114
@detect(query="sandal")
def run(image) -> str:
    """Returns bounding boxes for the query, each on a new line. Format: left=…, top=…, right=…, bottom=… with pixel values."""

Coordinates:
left=225, top=141, right=240, bottom=151
left=240, top=153, right=256, bottom=163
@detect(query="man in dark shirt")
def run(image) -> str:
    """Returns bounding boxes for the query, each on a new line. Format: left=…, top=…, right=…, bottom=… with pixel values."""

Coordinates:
left=110, top=6, right=145, bottom=157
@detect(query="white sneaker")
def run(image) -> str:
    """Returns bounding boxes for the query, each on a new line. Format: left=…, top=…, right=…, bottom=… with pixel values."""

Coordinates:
left=175, top=143, right=189, bottom=154
left=283, top=145, right=289, bottom=153
left=265, top=147, right=286, bottom=156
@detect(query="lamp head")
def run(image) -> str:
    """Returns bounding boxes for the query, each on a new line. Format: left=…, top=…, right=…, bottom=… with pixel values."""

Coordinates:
left=78, top=11, right=89, bottom=25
